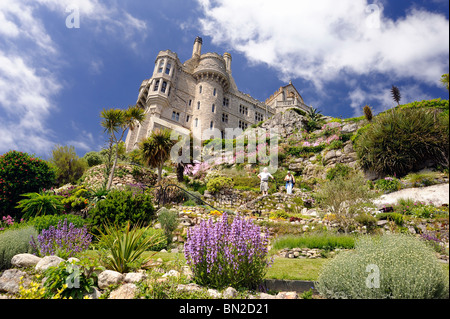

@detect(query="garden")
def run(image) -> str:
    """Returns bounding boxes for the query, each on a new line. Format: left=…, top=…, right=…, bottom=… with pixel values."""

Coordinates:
left=0, top=98, right=449, bottom=300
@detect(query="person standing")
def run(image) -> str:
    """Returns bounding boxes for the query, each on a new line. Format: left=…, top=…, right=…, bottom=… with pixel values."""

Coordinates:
left=258, top=167, right=274, bottom=196
left=284, top=171, right=295, bottom=194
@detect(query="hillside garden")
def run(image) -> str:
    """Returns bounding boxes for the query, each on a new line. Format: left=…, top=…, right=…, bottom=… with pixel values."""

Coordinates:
left=0, top=98, right=449, bottom=300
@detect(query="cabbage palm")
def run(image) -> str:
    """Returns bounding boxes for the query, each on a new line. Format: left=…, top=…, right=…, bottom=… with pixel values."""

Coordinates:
left=100, top=105, right=145, bottom=190
left=140, top=128, right=175, bottom=183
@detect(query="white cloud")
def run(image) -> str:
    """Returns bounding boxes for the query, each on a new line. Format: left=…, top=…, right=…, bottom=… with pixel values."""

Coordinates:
left=0, top=0, right=147, bottom=156
left=196, top=0, right=449, bottom=92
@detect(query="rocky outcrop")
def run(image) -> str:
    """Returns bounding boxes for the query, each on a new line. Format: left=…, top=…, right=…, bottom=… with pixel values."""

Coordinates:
left=260, top=109, right=306, bottom=139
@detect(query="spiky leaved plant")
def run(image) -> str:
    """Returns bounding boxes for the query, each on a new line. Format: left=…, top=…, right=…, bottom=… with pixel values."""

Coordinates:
left=363, top=105, right=373, bottom=122
left=391, top=85, right=401, bottom=106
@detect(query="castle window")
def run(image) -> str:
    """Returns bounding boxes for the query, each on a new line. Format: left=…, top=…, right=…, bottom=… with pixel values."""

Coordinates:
left=238, top=120, right=248, bottom=130
left=239, top=105, right=248, bottom=116
left=213, top=88, right=216, bottom=96
left=172, top=111, right=180, bottom=122
left=158, top=60, right=164, bottom=73
left=223, top=98, right=229, bottom=107
left=210, top=121, right=214, bottom=129
left=186, top=115, right=190, bottom=122
left=199, top=85, right=202, bottom=94
left=161, top=81, right=167, bottom=93
left=197, top=102, right=201, bottom=110
left=189, top=100, right=192, bottom=106
left=153, top=80, right=160, bottom=91
left=165, top=63, right=171, bottom=75
left=255, top=112, right=264, bottom=122
left=212, top=104, right=215, bottom=113
left=195, top=118, right=198, bottom=127
left=222, top=113, right=228, bottom=124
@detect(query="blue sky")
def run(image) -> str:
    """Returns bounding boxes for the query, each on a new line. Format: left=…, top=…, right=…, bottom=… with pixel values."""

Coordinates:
left=0, top=0, right=448, bottom=159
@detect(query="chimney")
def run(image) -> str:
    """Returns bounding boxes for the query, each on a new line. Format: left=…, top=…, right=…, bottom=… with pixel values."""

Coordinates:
left=192, top=36, right=203, bottom=58
left=223, top=52, right=232, bottom=73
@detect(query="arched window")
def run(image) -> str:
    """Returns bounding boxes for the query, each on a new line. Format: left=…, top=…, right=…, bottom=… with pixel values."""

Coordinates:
left=197, top=102, right=201, bottom=110
left=212, top=104, right=215, bottom=113
left=165, top=63, right=172, bottom=75
left=161, top=81, right=167, bottom=93
left=213, top=88, right=216, bottom=96
left=210, top=121, right=214, bottom=129
left=199, top=85, right=202, bottom=94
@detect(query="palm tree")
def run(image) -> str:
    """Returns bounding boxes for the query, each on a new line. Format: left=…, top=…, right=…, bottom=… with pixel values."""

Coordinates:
left=140, top=128, right=176, bottom=183
left=304, top=107, right=324, bottom=132
left=100, top=105, right=145, bottom=190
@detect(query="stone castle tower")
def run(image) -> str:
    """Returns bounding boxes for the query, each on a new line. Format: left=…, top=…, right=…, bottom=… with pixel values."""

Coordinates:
left=125, top=37, right=310, bottom=151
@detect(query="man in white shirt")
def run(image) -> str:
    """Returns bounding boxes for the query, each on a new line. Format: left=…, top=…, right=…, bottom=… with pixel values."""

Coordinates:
left=257, top=167, right=274, bottom=196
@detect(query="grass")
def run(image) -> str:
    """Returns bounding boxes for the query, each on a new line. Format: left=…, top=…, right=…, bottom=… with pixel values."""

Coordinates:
left=266, top=257, right=327, bottom=281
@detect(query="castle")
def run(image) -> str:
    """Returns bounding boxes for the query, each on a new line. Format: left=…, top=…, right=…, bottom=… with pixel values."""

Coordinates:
left=125, top=37, right=310, bottom=151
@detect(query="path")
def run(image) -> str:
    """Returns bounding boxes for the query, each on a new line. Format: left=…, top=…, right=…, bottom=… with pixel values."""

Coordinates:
left=373, top=183, right=449, bottom=207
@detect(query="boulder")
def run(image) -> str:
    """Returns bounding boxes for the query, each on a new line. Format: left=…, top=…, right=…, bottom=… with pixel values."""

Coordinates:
left=223, top=287, right=238, bottom=299
left=341, top=123, right=358, bottom=134
left=35, top=256, right=65, bottom=272
left=124, top=272, right=146, bottom=284
left=11, top=254, right=42, bottom=268
left=109, top=283, right=137, bottom=299
left=207, top=289, right=222, bottom=299
left=0, top=269, right=29, bottom=294
left=98, top=270, right=124, bottom=289
left=176, top=283, right=203, bottom=293
left=276, top=291, right=298, bottom=299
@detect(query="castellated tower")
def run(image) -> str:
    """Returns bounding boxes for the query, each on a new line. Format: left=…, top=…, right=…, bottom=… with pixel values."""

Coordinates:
left=125, top=37, right=309, bottom=152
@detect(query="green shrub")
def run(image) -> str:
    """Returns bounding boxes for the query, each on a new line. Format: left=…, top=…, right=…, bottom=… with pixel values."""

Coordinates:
left=206, top=176, right=234, bottom=194
left=0, top=226, right=38, bottom=270
left=27, top=214, right=87, bottom=233
left=287, top=145, right=326, bottom=157
left=157, top=208, right=179, bottom=245
left=354, top=108, right=449, bottom=177
left=326, top=163, right=351, bottom=181
left=16, top=192, right=64, bottom=219
left=0, top=150, right=56, bottom=218
left=326, top=140, right=344, bottom=150
left=354, top=213, right=378, bottom=230
left=141, top=228, right=167, bottom=251
left=83, top=151, right=104, bottom=167
left=374, top=177, right=402, bottom=193
left=316, top=234, right=449, bottom=299
left=376, top=213, right=404, bottom=226
left=87, top=189, right=155, bottom=235
left=43, top=258, right=103, bottom=299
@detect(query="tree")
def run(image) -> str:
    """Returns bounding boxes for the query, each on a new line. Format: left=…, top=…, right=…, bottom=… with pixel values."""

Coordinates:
left=100, top=105, right=145, bottom=190
left=440, top=74, right=449, bottom=91
left=49, top=145, right=88, bottom=186
left=391, top=85, right=401, bottom=106
left=140, top=128, right=176, bottom=183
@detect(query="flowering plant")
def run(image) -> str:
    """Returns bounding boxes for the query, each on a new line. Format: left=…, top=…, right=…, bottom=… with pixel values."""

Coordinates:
left=184, top=213, right=272, bottom=289
left=30, top=218, right=92, bottom=259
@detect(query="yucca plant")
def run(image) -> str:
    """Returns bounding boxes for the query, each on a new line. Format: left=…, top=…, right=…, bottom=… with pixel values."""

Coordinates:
left=16, top=192, right=65, bottom=219
left=97, top=221, right=164, bottom=273
left=391, top=85, right=401, bottom=106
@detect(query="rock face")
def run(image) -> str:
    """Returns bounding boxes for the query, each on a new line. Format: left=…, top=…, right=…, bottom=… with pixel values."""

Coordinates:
left=261, top=109, right=306, bottom=139
left=11, top=254, right=42, bottom=268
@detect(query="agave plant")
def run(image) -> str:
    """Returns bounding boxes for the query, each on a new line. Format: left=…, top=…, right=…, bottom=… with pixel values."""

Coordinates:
left=97, top=221, right=164, bottom=273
